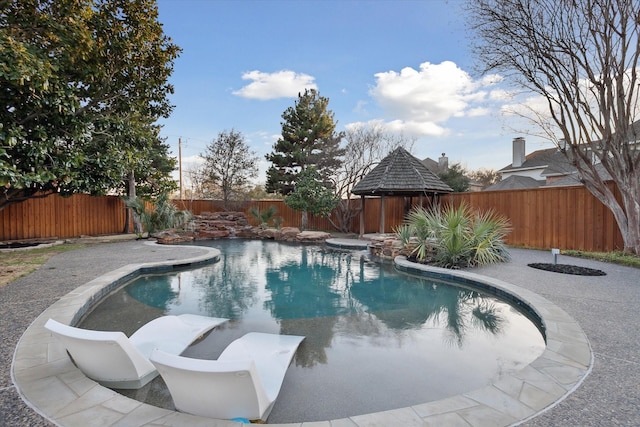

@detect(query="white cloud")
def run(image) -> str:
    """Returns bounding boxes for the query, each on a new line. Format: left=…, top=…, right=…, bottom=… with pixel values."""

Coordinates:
left=386, top=119, right=448, bottom=136
left=467, top=107, right=491, bottom=117
left=233, top=70, right=318, bottom=100
left=480, top=74, right=504, bottom=86
left=369, top=60, right=502, bottom=136
left=489, top=88, right=514, bottom=102
left=345, top=118, right=448, bottom=138
left=353, top=100, right=369, bottom=115
left=501, top=93, right=550, bottom=118
left=180, top=154, right=205, bottom=168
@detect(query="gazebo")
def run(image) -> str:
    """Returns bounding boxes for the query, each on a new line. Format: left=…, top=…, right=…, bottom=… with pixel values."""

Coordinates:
left=351, top=147, right=453, bottom=236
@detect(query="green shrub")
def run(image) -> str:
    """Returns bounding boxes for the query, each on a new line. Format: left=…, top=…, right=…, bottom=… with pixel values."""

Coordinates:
left=125, top=194, right=192, bottom=238
left=248, top=205, right=279, bottom=228
left=399, top=203, right=510, bottom=268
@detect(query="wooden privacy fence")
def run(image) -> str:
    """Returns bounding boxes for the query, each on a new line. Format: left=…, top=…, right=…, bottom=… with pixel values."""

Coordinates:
left=0, top=185, right=626, bottom=252
left=0, top=194, right=129, bottom=241
left=444, top=185, right=625, bottom=252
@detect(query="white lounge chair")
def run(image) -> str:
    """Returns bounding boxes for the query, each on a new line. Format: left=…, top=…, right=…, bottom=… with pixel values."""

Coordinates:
left=45, top=314, right=228, bottom=389
left=150, top=332, right=305, bottom=421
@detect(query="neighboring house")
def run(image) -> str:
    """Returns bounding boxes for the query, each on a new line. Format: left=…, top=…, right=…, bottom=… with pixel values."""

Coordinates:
left=486, top=137, right=581, bottom=191
left=421, top=153, right=449, bottom=175
left=488, top=119, right=640, bottom=191
left=468, top=180, right=484, bottom=192
left=422, top=154, right=483, bottom=192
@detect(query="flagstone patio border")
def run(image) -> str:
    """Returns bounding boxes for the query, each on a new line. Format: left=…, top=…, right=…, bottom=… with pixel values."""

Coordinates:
left=11, top=244, right=592, bottom=427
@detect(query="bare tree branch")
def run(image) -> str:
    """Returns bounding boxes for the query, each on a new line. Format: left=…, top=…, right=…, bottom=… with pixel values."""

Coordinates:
left=468, top=0, right=640, bottom=254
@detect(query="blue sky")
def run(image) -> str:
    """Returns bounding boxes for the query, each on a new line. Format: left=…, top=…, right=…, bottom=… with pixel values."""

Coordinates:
left=155, top=0, right=549, bottom=185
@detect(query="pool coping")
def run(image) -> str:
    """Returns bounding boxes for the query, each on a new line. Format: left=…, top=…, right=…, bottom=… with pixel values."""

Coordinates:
left=12, top=244, right=592, bottom=427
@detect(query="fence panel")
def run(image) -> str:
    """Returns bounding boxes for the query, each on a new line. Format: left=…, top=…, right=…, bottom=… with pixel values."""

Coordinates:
left=0, top=194, right=129, bottom=241
left=445, top=185, right=624, bottom=252
left=0, top=186, right=627, bottom=252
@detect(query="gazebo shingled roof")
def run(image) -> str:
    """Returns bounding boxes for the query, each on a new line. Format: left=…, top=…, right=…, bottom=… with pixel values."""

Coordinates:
left=351, top=147, right=453, bottom=236
left=351, top=147, right=453, bottom=196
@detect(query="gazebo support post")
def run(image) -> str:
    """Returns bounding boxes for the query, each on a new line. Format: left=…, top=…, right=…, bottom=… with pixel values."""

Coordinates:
left=380, top=195, right=386, bottom=234
left=359, top=195, right=365, bottom=238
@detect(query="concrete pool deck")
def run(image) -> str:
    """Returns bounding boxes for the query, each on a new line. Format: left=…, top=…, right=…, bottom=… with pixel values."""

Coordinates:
left=2, top=237, right=639, bottom=426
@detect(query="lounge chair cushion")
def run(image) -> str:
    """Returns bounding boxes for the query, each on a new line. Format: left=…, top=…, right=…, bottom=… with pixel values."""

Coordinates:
left=45, top=314, right=227, bottom=389
left=150, top=332, right=304, bottom=421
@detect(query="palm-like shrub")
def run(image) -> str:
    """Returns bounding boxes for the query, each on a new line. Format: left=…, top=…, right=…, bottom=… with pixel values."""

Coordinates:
left=433, top=203, right=474, bottom=268
left=404, top=207, right=439, bottom=262
left=471, top=209, right=511, bottom=266
left=125, top=194, right=192, bottom=238
left=399, top=203, right=510, bottom=268
left=248, top=205, right=279, bottom=228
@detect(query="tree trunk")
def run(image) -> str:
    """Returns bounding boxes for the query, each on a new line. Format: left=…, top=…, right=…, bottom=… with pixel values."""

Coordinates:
left=624, top=207, right=640, bottom=255
left=222, top=185, right=228, bottom=211
left=127, top=170, right=143, bottom=235
left=122, top=207, right=130, bottom=233
left=615, top=183, right=640, bottom=255
left=301, top=210, right=308, bottom=231
left=583, top=175, right=640, bottom=255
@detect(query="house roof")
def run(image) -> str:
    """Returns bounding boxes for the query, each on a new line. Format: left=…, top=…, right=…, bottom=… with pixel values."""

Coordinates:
left=484, top=175, right=544, bottom=191
left=421, top=157, right=439, bottom=174
left=499, top=148, right=572, bottom=173
left=351, top=147, right=453, bottom=196
left=544, top=174, right=583, bottom=187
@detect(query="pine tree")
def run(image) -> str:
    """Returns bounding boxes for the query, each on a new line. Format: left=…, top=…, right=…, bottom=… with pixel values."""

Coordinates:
left=265, top=89, right=344, bottom=194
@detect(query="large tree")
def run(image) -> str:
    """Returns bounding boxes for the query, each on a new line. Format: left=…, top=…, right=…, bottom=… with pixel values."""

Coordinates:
left=0, top=0, right=180, bottom=211
left=265, top=89, right=344, bottom=195
left=201, top=129, right=258, bottom=210
left=468, top=0, right=640, bottom=254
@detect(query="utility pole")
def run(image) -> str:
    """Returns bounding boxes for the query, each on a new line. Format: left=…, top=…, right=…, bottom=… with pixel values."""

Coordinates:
left=178, top=137, right=183, bottom=199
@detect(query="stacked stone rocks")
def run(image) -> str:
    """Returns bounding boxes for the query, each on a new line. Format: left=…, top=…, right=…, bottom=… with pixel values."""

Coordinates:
left=367, top=234, right=405, bottom=260
left=196, top=211, right=251, bottom=239
left=155, top=212, right=331, bottom=244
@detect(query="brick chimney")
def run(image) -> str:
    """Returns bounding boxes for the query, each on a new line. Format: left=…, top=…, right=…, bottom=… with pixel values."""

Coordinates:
left=512, top=137, right=525, bottom=168
left=438, top=153, right=448, bottom=172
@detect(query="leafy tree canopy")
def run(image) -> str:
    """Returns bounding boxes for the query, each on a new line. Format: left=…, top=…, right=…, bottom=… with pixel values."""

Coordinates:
left=0, top=0, right=180, bottom=210
left=438, top=163, right=470, bottom=192
left=201, top=129, right=258, bottom=210
left=284, top=167, right=339, bottom=230
left=468, top=168, right=501, bottom=190
left=266, top=89, right=344, bottom=195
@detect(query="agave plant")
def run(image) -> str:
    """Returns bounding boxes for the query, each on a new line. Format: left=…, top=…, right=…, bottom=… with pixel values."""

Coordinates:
left=432, top=203, right=475, bottom=268
left=125, top=194, right=192, bottom=238
left=394, top=224, right=413, bottom=247
left=403, top=207, right=439, bottom=262
left=470, top=209, right=511, bottom=266
left=399, top=202, right=510, bottom=268
left=248, top=205, right=278, bottom=228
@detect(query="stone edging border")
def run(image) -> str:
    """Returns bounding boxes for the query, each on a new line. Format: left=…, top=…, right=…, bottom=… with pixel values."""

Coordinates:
left=392, top=256, right=593, bottom=425
left=11, top=244, right=592, bottom=427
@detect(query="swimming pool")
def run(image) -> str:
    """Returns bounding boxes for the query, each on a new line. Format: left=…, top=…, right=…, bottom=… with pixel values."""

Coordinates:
left=81, top=239, right=545, bottom=423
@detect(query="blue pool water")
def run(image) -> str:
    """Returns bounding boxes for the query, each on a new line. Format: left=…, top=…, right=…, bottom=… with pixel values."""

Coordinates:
left=82, top=239, right=546, bottom=423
